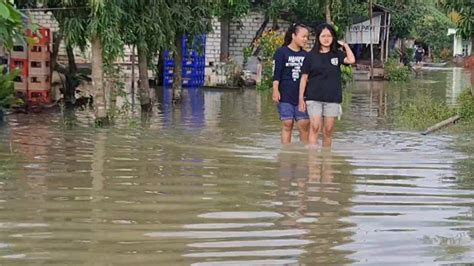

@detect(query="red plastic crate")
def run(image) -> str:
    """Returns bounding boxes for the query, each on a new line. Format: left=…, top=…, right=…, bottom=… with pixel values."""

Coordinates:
left=29, top=60, right=50, bottom=75
left=13, top=75, right=27, bottom=92
left=28, top=75, right=50, bottom=91
left=29, top=45, right=50, bottom=61
left=27, top=90, right=51, bottom=104
left=9, top=58, right=28, bottom=76
left=27, top=27, right=51, bottom=45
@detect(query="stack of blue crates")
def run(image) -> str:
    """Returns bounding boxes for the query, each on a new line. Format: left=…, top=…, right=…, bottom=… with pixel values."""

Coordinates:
left=164, top=35, right=206, bottom=87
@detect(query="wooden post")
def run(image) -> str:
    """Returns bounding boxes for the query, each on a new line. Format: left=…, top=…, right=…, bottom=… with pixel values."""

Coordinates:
left=385, top=13, right=391, bottom=62
left=369, top=0, right=374, bottom=79
left=380, top=12, right=385, bottom=67
left=421, top=115, right=461, bottom=135
left=131, top=45, right=135, bottom=107
left=220, top=17, right=230, bottom=62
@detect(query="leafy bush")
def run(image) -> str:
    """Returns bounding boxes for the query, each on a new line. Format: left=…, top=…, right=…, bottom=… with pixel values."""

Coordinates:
left=457, top=89, right=474, bottom=120
left=254, top=30, right=284, bottom=91
left=341, top=64, right=353, bottom=86
left=0, top=67, right=16, bottom=108
left=385, top=58, right=411, bottom=81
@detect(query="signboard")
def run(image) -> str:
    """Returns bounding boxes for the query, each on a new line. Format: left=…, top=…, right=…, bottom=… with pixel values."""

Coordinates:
left=345, top=15, right=382, bottom=44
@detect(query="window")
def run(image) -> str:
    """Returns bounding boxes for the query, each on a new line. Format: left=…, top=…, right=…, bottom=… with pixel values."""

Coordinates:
left=31, top=61, right=41, bottom=68
left=13, top=45, right=25, bottom=52
left=31, top=46, right=42, bottom=52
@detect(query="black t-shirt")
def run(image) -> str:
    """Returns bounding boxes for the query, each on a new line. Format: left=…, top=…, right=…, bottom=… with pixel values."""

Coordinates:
left=301, top=50, right=346, bottom=103
left=273, top=46, right=308, bottom=105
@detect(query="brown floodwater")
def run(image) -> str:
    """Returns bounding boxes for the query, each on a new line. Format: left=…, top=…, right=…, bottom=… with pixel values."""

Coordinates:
left=0, top=68, right=472, bottom=265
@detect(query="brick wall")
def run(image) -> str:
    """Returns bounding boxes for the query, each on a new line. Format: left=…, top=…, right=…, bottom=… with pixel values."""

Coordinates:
left=28, top=11, right=60, bottom=32
left=206, top=18, right=221, bottom=66
left=228, top=11, right=291, bottom=59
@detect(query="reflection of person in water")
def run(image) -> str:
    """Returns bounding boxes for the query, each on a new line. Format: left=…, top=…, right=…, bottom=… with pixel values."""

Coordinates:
left=275, top=149, right=355, bottom=264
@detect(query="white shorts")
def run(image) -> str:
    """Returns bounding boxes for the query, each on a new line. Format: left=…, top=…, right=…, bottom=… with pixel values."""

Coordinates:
left=306, top=101, right=342, bottom=118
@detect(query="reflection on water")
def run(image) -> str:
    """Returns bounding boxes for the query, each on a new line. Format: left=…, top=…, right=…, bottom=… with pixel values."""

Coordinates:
left=0, top=69, right=472, bottom=265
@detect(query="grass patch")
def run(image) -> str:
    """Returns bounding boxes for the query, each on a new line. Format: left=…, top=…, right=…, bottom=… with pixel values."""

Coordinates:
left=457, top=89, right=474, bottom=121
left=395, top=94, right=455, bottom=130
left=394, top=88, right=474, bottom=131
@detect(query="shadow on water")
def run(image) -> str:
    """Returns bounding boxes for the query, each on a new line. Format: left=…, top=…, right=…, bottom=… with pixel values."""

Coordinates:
left=0, top=68, right=472, bottom=264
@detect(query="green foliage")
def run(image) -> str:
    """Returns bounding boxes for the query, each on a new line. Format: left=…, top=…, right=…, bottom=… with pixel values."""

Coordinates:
left=256, top=60, right=273, bottom=91
left=394, top=88, right=474, bottom=131
left=406, top=48, right=414, bottom=61
left=385, top=58, right=411, bottom=82
left=0, top=67, right=16, bottom=108
left=457, top=89, right=474, bottom=120
left=341, top=64, right=353, bottom=86
left=258, top=30, right=284, bottom=60
left=214, top=0, right=250, bottom=19
left=253, top=0, right=353, bottom=31
left=255, top=30, right=284, bottom=91
left=168, top=0, right=215, bottom=39
left=0, top=0, right=25, bottom=49
left=395, top=94, right=456, bottom=130
left=90, top=0, right=124, bottom=64
left=412, top=6, right=454, bottom=60
left=440, top=0, right=473, bottom=42
left=243, top=46, right=252, bottom=66
left=376, top=0, right=423, bottom=39
left=438, top=48, right=452, bottom=61
left=119, top=0, right=173, bottom=66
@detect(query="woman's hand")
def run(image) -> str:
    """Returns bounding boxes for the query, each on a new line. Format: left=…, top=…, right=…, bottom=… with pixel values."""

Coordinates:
left=272, top=89, right=281, bottom=103
left=298, top=98, right=306, bottom=112
left=338, top=40, right=347, bottom=47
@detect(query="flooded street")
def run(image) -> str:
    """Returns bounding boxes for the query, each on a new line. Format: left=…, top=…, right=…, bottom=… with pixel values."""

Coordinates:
left=0, top=68, right=472, bottom=265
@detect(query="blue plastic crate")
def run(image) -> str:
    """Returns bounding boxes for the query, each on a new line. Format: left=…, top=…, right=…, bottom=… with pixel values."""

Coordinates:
left=164, top=34, right=206, bottom=87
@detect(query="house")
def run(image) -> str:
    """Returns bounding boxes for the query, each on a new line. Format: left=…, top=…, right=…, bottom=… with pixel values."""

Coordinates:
left=447, top=28, right=472, bottom=56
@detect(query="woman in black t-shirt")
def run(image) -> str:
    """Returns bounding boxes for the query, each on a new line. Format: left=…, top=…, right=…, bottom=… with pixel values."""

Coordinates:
left=298, top=23, right=355, bottom=149
left=272, top=23, right=310, bottom=144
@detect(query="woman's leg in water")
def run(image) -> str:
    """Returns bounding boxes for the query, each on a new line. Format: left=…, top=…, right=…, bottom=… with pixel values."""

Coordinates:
left=322, top=116, right=336, bottom=148
left=297, top=119, right=310, bottom=143
left=308, top=115, right=322, bottom=146
left=281, top=119, right=294, bottom=144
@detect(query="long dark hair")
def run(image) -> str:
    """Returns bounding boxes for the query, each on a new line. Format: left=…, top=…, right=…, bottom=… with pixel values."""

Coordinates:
left=283, top=23, right=308, bottom=47
left=311, top=23, right=340, bottom=54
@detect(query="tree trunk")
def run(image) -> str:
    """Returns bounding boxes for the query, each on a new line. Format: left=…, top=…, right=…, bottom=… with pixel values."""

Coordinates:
left=220, top=17, right=230, bottom=62
left=91, top=36, right=108, bottom=124
left=250, top=16, right=269, bottom=56
left=131, top=45, right=135, bottom=106
left=51, top=32, right=62, bottom=74
left=470, top=66, right=474, bottom=97
left=172, top=35, right=183, bottom=103
left=471, top=36, right=474, bottom=55
left=325, top=0, right=332, bottom=24
left=64, top=43, right=77, bottom=107
left=272, top=18, right=278, bottom=30
left=156, top=50, right=164, bottom=86
left=137, top=45, right=152, bottom=111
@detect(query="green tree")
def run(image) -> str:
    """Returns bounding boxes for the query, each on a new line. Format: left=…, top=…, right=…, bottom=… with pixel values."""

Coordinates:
left=0, top=0, right=25, bottom=49
left=43, top=0, right=123, bottom=124
left=43, top=0, right=89, bottom=106
left=0, top=1, right=25, bottom=116
left=439, top=0, right=473, bottom=54
left=412, top=5, right=454, bottom=60
left=119, top=0, right=172, bottom=111
left=166, top=0, right=214, bottom=102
